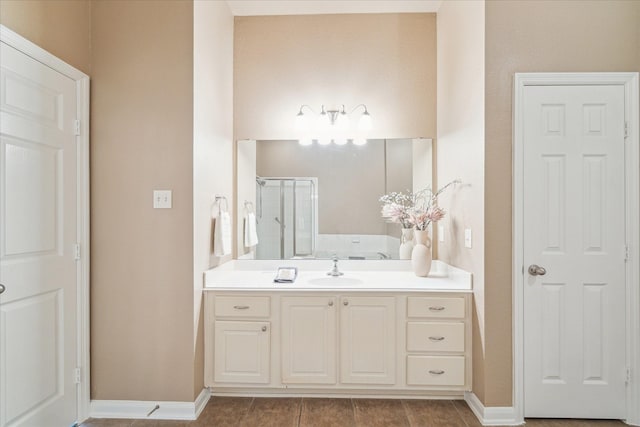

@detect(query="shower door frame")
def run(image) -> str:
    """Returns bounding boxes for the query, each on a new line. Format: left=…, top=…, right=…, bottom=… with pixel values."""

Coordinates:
left=257, top=176, right=318, bottom=259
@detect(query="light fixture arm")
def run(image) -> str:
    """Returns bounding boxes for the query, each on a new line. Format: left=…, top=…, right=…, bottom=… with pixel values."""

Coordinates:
left=297, top=104, right=316, bottom=115
left=349, top=104, right=369, bottom=115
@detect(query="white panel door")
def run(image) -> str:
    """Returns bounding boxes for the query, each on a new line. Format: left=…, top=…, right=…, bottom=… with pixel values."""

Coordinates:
left=281, top=296, right=337, bottom=384
left=340, top=296, right=396, bottom=384
left=0, top=42, right=79, bottom=427
left=523, top=85, right=626, bottom=418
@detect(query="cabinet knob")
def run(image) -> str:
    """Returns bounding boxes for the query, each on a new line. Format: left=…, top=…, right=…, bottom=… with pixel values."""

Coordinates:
left=0, top=284, right=5, bottom=294
left=343, top=300, right=349, bottom=306
left=261, top=326, right=267, bottom=332
left=328, top=301, right=334, bottom=307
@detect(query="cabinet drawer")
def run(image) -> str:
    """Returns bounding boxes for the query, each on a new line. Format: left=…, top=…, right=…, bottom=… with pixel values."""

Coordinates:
left=215, top=296, right=270, bottom=318
left=407, top=297, right=465, bottom=319
left=406, top=355, right=465, bottom=386
left=407, top=322, right=465, bottom=353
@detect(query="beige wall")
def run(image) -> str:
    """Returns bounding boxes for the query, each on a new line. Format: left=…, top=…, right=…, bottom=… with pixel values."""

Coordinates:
left=193, top=0, right=234, bottom=397
left=0, top=0, right=91, bottom=74
left=484, top=0, right=640, bottom=406
left=234, top=13, right=436, bottom=141
left=90, top=0, right=195, bottom=401
left=436, top=0, right=486, bottom=403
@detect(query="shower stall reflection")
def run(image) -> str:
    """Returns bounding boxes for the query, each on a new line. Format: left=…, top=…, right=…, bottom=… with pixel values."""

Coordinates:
left=255, top=177, right=317, bottom=259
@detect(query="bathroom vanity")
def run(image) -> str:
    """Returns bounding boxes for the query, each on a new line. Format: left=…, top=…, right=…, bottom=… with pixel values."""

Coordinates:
left=203, top=260, right=472, bottom=398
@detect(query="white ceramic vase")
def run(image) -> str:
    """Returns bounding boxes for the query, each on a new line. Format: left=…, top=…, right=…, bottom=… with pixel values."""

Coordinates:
left=399, top=227, right=415, bottom=260
left=411, top=229, right=432, bottom=277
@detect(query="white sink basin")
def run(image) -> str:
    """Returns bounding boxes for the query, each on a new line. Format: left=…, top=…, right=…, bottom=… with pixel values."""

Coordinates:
left=307, top=276, right=364, bottom=286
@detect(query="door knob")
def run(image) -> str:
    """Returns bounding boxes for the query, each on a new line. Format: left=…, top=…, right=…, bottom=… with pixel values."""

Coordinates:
left=528, top=265, right=547, bottom=276
left=0, top=284, right=5, bottom=294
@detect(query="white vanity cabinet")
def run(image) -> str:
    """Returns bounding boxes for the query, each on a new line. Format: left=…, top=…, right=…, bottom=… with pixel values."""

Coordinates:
left=214, top=320, right=270, bottom=384
left=205, top=289, right=472, bottom=396
left=278, top=295, right=396, bottom=386
left=206, top=295, right=271, bottom=385
left=339, top=296, right=396, bottom=385
left=405, top=296, right=472, bottom=389
left=281, top=296, right=337, bottom=384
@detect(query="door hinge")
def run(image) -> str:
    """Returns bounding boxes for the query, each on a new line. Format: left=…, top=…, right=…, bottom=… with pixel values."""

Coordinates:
left=74, top=368, right=81, bottom=384
left=626, top=367, right=631, bottom=385
left=74, top=119, right=81, bottom=136
left=625, top=245, right=630, bottom=262
left=74, top=243, right=81, bottom=261
left=624, top=121, right=629, bottom=139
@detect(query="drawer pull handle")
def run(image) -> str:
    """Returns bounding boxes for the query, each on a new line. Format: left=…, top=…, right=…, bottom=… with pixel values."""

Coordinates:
left=261, top=326, right=267, bottom=332
left=428, top=336, right=445, bottom=341
left=233, top=305, right=250, bottom=310
left=428, top=369, right=445, bottom=375
left=429, top=306, right=445, bottom=311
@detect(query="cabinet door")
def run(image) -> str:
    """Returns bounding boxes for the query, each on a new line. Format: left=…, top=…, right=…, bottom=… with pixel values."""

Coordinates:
left=214, top=321, right=270, bottom=384
left=281, top=296, right=337, bottom=384
left=340, top=296, right=396, bottom=384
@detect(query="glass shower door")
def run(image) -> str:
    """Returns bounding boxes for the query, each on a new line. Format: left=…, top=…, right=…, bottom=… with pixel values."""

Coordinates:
left=255, top=178, right=316, bottom=259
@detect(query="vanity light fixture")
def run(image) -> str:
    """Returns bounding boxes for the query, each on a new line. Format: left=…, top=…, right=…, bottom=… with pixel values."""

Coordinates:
left=296, top=104, right=373, bottom=132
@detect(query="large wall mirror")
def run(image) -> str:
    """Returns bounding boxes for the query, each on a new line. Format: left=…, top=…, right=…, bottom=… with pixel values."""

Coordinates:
left=237, top=138, right=432, bottom=260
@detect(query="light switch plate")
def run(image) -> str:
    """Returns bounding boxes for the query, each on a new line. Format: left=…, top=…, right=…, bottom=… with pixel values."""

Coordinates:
left=464, top=228, right=472, bottom=248
left=153, top=190, right=172, bottom=209
left=438, top=224, right=444, bottom=242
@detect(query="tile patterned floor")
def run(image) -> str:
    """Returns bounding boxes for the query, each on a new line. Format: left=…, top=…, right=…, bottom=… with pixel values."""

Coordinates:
left=79, top=397, right=626, bottom=427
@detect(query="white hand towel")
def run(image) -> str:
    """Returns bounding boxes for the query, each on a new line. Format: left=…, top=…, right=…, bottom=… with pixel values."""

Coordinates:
left=213, top=211, right=231, bottom=256
left=244, top=212, right=259, bottom=247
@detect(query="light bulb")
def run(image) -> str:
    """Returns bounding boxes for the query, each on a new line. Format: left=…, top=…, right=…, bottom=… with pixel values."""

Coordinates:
left=352, top=138, right=367, bottom=146
left=336, top=113, right=349, bottom=131
left=358, top=111, right=372, bottom=131
left=298, top=138, right=313, bottom=146
left=334, top=138, right=348, bottom=145
left=318, top=138, right=331, bottom=146
left=295, top=112, right=308, bottom=131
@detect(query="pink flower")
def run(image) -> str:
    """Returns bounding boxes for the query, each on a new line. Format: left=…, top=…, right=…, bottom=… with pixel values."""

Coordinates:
left=381, top=203, right=412, bottom=227
left=426, top=205, right=445, bottom=222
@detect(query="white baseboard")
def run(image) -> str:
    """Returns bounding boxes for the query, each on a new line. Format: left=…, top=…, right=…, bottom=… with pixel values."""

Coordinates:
left=90, top=388, right=210, bottom=420
left=464, top=392, right=524, bottom=426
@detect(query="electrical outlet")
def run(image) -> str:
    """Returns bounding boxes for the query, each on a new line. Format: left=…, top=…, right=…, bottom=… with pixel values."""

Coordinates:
left=464, top=228, right=472, bottom=248
left=438, top=224, right=444, bottom=242
left=153, top=190, right=172, bottom=209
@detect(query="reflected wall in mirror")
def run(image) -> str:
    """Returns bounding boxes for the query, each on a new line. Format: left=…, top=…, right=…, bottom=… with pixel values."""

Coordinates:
left=237, top=138, right=432, bottom=260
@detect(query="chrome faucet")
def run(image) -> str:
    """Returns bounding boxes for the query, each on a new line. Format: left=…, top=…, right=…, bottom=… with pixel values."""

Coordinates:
left=327, top=256, right=344, bottom=277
